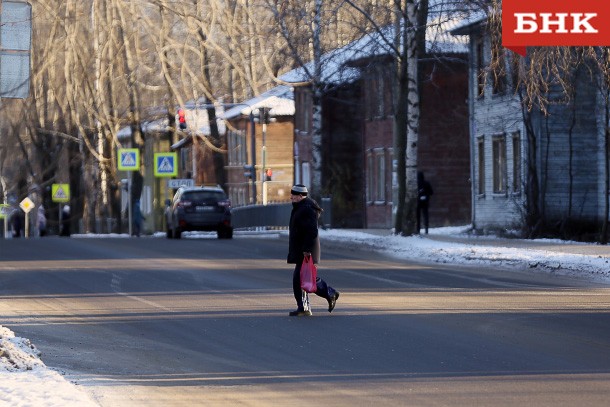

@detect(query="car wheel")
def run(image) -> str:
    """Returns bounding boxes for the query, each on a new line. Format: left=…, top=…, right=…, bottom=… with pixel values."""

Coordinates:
left=174, top=227, right=182, bottom=239
left=166, top=228, right=173, bottom=239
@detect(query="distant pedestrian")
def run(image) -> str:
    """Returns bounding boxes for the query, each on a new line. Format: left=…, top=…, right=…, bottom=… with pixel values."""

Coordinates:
left=132, top=200, right=145, bottom=237
left=11, top=210, right=23, bottom=238
left=417, top=172, right=433, bottom=234
left=38, top=205, right=47, bottom=237
left=60, top=205, right=71, bottom=237
left=287, top=184, right=340, bottom=316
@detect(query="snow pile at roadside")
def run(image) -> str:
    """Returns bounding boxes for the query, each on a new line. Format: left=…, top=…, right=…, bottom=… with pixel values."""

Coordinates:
left=0, top=326, right=98, bottom=406
left=0, top=325, right=44, bottom=372
left=319, top=227, right=610, bottom=282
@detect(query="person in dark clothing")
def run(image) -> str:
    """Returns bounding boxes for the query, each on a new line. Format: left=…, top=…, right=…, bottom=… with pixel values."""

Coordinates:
left=287, top=184, right=340, bottom=316
left=11, top=210, right=23, bottom=238
left=417, top=172, right=433, bottom=234
left=132, top=200, right=145, bottom=237
left=60, top=205, right=71, bottom=237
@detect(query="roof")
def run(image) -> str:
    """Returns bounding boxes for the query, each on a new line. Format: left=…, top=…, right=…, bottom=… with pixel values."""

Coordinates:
left=279, top=2, right=470, bottom=86
left=450, top=10, right=487, bottom=36
left=221, top=85, right=295, bottom=120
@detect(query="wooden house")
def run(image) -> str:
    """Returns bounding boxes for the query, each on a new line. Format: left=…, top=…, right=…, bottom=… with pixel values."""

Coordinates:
left=222, top=86, right=295, bottom=207
left=452, top=15, right=610, bottom=238
left=281, top=15, right=471, bottom=229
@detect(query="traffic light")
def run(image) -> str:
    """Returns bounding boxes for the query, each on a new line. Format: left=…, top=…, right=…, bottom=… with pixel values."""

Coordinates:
left=265, top=168, right=272, bottom=181
left=243, top=164, right=255, bottom=179
left=178, top=109, right=187, bottom=130
left=259, top=107, right=270, bottom=124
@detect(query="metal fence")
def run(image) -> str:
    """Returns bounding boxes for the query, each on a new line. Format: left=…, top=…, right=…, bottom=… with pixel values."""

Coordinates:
left=231, top=203, right=292, bottom=229
left=231, top=197, right=332, bottom=230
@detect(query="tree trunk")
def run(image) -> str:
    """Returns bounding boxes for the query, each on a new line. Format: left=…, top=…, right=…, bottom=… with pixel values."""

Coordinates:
left=310, top=0, right=324, bottom=199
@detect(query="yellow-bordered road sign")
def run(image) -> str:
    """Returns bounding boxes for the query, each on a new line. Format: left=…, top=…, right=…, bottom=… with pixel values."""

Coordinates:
left=118, top=148, right=139, bottom=171
left=52, top=183, right=70, bottom=203
left=0, top=204, right=9, bottom=219
left=19, top=197, right=35, bottom=213
left=154, top=152, right=178, bottom=177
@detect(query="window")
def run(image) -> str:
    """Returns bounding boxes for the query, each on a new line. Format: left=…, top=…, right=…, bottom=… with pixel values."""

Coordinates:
left=366, top=153, right=373, bottom=201
left=366, top=73, right=382, bottom=119
left=476, top=38, right=485, bottom=97
left=296, top=90, right=311, bottom=133
left=512, top=132, right=521, bottom=193
left=375, top=68, right=385, bottom=118
left=375, top=150, right=386, bottom=201
left=492, top=48, right=507, bottom=95
left=227, top=130, right=246, bottom=165
left=366, top=150, right=386, bottom=202
left=492, top=135, right=507, bottom=194
left=384, top=71, right=394, bottom=117
left=477, top=137, right=485, bottom=195
left=365, top=66, right=393, bottom=119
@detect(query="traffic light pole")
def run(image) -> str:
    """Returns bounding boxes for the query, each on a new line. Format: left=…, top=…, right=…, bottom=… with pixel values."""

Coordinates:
left=128, top=171, right=133, bottom=237
left=262, top=118, right=267, bottom=205
left=249, top=111, right=257, bottom=204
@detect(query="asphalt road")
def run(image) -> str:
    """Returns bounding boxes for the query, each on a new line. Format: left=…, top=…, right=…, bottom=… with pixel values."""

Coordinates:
left=1, top=235, right=610, bottom=406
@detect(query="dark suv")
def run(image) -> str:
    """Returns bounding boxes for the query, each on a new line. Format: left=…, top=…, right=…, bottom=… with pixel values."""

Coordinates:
left=165, top=186, right=233, bottom=239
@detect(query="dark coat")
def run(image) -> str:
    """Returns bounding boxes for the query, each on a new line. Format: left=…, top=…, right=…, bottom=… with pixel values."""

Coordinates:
left=417, top=173, right=433, bottom=207
left=287, top=197, right=322, bottom=264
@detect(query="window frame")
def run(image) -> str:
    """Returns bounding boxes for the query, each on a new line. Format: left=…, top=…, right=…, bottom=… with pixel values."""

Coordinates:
left=491, top=47, right=507, bottom=95
left=492, top=134, right=507, bottom=195
left=475, top=38, right=486, bottom=98
left=511, top=131, right=521, bottom=194
left=374, top=149, right=386, bottom=202
left=477, top=136, right=485, bottom=196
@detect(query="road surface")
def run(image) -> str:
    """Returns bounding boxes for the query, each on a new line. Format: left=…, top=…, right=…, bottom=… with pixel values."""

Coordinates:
left=1, top=235, right=609, bottom=406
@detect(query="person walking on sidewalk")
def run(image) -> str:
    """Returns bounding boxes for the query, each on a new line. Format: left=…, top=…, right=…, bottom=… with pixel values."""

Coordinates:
left=287, top=184, right=340, bottom=316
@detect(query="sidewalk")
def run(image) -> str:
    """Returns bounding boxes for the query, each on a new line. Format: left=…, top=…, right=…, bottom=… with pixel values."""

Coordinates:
left=348, top=227, right=610, bottom=256
left=322, top=227, right=610, bottom=282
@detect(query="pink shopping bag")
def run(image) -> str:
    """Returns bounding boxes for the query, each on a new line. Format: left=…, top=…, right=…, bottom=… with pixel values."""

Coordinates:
left=300, top=255, right=317, bottom=293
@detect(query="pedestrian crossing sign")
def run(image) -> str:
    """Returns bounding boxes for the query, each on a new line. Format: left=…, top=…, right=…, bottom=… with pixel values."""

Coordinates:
left=118, top=148, right=139, bottom=171
left=0, top=204, right=9, bottom=219
left=51, top=184, right=70, bottom=203
left=154, top=152, right=178, bottom=177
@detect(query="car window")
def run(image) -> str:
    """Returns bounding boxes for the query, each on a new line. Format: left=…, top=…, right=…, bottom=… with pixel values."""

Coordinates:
left=183, top=191, right=226, bottom=202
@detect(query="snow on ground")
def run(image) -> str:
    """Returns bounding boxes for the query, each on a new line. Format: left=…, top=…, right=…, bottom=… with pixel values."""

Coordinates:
left=2, top=225, right=609, bottom=405
left=319, top=226, right=610, bottom=282
left=0, top=326, right=97, bottom=406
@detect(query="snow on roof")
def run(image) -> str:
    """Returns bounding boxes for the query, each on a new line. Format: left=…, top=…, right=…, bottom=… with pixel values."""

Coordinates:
left=222, top=85, right=295, bottom=120
left=280, top=5, right=469, bottom=86
left=450, top=10, right=487, bottom=36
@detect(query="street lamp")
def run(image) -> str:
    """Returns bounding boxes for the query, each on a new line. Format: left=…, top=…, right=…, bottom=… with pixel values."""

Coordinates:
left=259, top=107, right=272, bottom=205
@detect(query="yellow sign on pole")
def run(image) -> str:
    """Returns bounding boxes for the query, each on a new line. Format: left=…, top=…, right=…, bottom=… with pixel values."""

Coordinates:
left=154, top=152, right=178, bottom=177
left=118, top=148, right=140, bottom=171
left=19, top=197, right=35, bottom=238
left=52, top=184, right=70, bottom=203
left=19, top=197, right=35, bottom=213
left=0, top=204, right=10, bottom=219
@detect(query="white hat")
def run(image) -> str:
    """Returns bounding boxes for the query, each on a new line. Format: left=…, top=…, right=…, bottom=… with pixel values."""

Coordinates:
left=290, top=184, right=308, bottom=196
